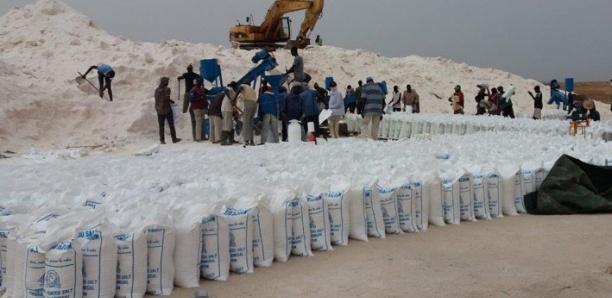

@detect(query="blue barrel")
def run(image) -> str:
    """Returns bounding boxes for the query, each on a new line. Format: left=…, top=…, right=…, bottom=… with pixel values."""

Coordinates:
left=325, top=77, right=334, bottom=91
left=565, top=78, right=574, bottom=92
left=378, top=80, right=388, bottom=95
left=203, top=118, right=210, bottom=135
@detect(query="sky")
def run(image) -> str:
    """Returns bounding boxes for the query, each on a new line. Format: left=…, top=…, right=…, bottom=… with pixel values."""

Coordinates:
left=1, top=0, right=611, bottom=82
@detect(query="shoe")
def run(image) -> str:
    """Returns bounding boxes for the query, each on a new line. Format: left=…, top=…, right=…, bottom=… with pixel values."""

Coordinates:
left=160, top=141, right=166, bottom=144
left=220, top=131, right=231, bottom=146
left=172, top=138, right=182, bottom=144
left=229, top=130, right=239, bottom=144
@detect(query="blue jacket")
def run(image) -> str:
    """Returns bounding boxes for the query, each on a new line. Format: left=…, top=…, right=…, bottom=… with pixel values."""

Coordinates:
left=282, top=93, right=304, bottom=121
left=300, top=89, right=319, bottom=116
left=258, top=92, right=277, bottom=119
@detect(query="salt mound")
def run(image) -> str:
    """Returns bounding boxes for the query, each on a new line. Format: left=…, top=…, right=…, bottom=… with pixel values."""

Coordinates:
left=0, top=0, right=609, bottom=151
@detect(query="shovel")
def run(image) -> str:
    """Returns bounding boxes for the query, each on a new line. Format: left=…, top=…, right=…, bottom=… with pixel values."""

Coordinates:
left=77, top=72, right=110, bottom=101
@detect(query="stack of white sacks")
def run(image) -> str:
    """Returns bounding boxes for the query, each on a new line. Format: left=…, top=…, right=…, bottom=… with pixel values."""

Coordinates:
left=344, top=113, right=612, bottom=140
left=1, top=132, right=611, bottom=297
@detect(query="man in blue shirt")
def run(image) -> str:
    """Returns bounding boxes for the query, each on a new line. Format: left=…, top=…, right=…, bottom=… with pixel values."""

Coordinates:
left=258, top=91, right=280, bottom=144
left=82, top=64, right=115, bottom=101
left=300, top=85, right=320, bottom=137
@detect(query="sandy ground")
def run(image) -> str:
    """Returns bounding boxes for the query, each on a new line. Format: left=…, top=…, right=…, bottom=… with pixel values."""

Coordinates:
left=155, top=215, right=612, bottom=298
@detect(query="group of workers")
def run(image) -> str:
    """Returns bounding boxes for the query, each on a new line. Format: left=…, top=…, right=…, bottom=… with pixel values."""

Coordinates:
left=85, top=51, right=610, bottom=145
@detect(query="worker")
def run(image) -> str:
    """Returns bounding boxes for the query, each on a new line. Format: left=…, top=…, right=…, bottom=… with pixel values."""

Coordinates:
left=315, top=35, right=323, bottom=46
left=455, top=85, right=465, bottom=110
left=209, top=91, right=224, bottom=144
left=300, top=84, right=320, bottom=138
left=177, top=64, right=202, bottom=141
left=221, top=82, right=238, bottom=146
left=277, top=87, right=290, bottom=142
left=582, top=99, right=600, bottom=121
left=528, top=86, right=543, bottom=120
left=328, top=81, right=345, bottom=139
left=313, top=82, right=328, bottom=109
left=448, top=88, right=463, bottom=115
left=344, top=85, right=356, bottom=113
left=497, top=86, right=506, bottom=116
left=355, top=80, right=364, bottom=115
left=81, top=64, right=115, bottom=101
left=281, top=82, right=305, bottom=142
left=259, top=79, right=271, bottom=95
left=488, top=87, right=499, bottom=115
left=189, top=78, right=208, bottom=142
left=235, top=84, right=257, bottom=146
left=475, top=84, right=490, bottom=115
left=258, top=89, right=280, bottom=144
left=500, top=85, right=516, bottom=119
left=402, top=84, right=420, bottom=113
left=390, top=86, right=402, bottom=112
left=154, top=77, right=181, bottom=144
left=286, top=47, right=312, bottom=84
left=360, top=77, right=385, bottom=140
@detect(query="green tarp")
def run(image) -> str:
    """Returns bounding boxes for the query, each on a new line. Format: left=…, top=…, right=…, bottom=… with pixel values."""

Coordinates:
left=525, top=155, right=612, bottom=215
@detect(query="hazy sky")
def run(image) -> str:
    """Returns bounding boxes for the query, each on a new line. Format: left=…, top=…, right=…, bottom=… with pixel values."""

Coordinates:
left=1, top=0, right=611, bottom=81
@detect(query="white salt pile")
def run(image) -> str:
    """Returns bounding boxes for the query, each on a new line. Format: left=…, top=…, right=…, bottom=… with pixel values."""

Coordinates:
left=2, top=0, right=609, bottom=152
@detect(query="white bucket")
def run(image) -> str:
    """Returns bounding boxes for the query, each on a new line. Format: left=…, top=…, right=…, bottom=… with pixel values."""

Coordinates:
left=288, top=120, right=302, bottom=143
left=307, top=122, right=315, bottom=133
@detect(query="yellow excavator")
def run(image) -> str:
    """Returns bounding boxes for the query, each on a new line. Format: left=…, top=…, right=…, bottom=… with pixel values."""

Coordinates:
left=229, top=0, right=324, bottom=50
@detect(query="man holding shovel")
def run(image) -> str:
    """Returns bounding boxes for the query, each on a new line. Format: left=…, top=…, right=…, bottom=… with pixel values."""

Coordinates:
left=81, top=64, right=115, bottom=101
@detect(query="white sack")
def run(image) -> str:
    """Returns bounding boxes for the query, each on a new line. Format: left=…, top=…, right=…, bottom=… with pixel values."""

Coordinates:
left=442, top=176, right=461, bottom=225
left=428, top=177, right=446, bottom=226
left=251, top=198, right=274, bottom=267
left=498, top=164, right=520, bottom=216
left=223, top=208, right=254, bottom=274
left=291, top=198, right=313, bottom=257
left=75, top=221, right=117, bottom=298
left=412, top=179, right=429, bottom=231
left=458, top=174, right=476, bottom=222
left=306, top=195, right=332, bottom=251
left=271, top=191, right=294, bottom=262
left=377, top=184, right=402, bottom=234
left=44, top=240, right=83, bottom=298
left=200, top=215, right=230, bottom=280
left=144, top=224, right=175, bottom=295
left=472, top=174, right=491, bottom=220
left=324, top=189, right=351, bottom=246
left=364, top=185, right=386, bottom=238
left=486, top=172, right=504, bottom=218
left=346, top=185, right=368, bottom=242
left=396, top=183, right=418, bottom=233
left=115, top=231, right=148, bottom=298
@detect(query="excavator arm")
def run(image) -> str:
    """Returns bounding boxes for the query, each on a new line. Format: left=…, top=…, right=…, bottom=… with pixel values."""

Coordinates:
left=295, top=0, right=324, bottom=46
left=260, top=0, right=312, bottom=38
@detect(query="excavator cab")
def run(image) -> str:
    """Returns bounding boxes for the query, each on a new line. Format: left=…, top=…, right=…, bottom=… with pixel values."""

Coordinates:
left=280, top=17, right=291, bottom=40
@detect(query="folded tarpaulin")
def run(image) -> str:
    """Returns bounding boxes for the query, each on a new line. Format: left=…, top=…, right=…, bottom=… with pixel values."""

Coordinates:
left=525, top=155, right=612, bottom=215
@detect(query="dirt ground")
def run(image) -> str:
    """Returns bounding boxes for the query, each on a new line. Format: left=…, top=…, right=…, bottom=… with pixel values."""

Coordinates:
left=157, top=215, right=612, bottom=298
left=567, top=82, right=612, bottom=105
